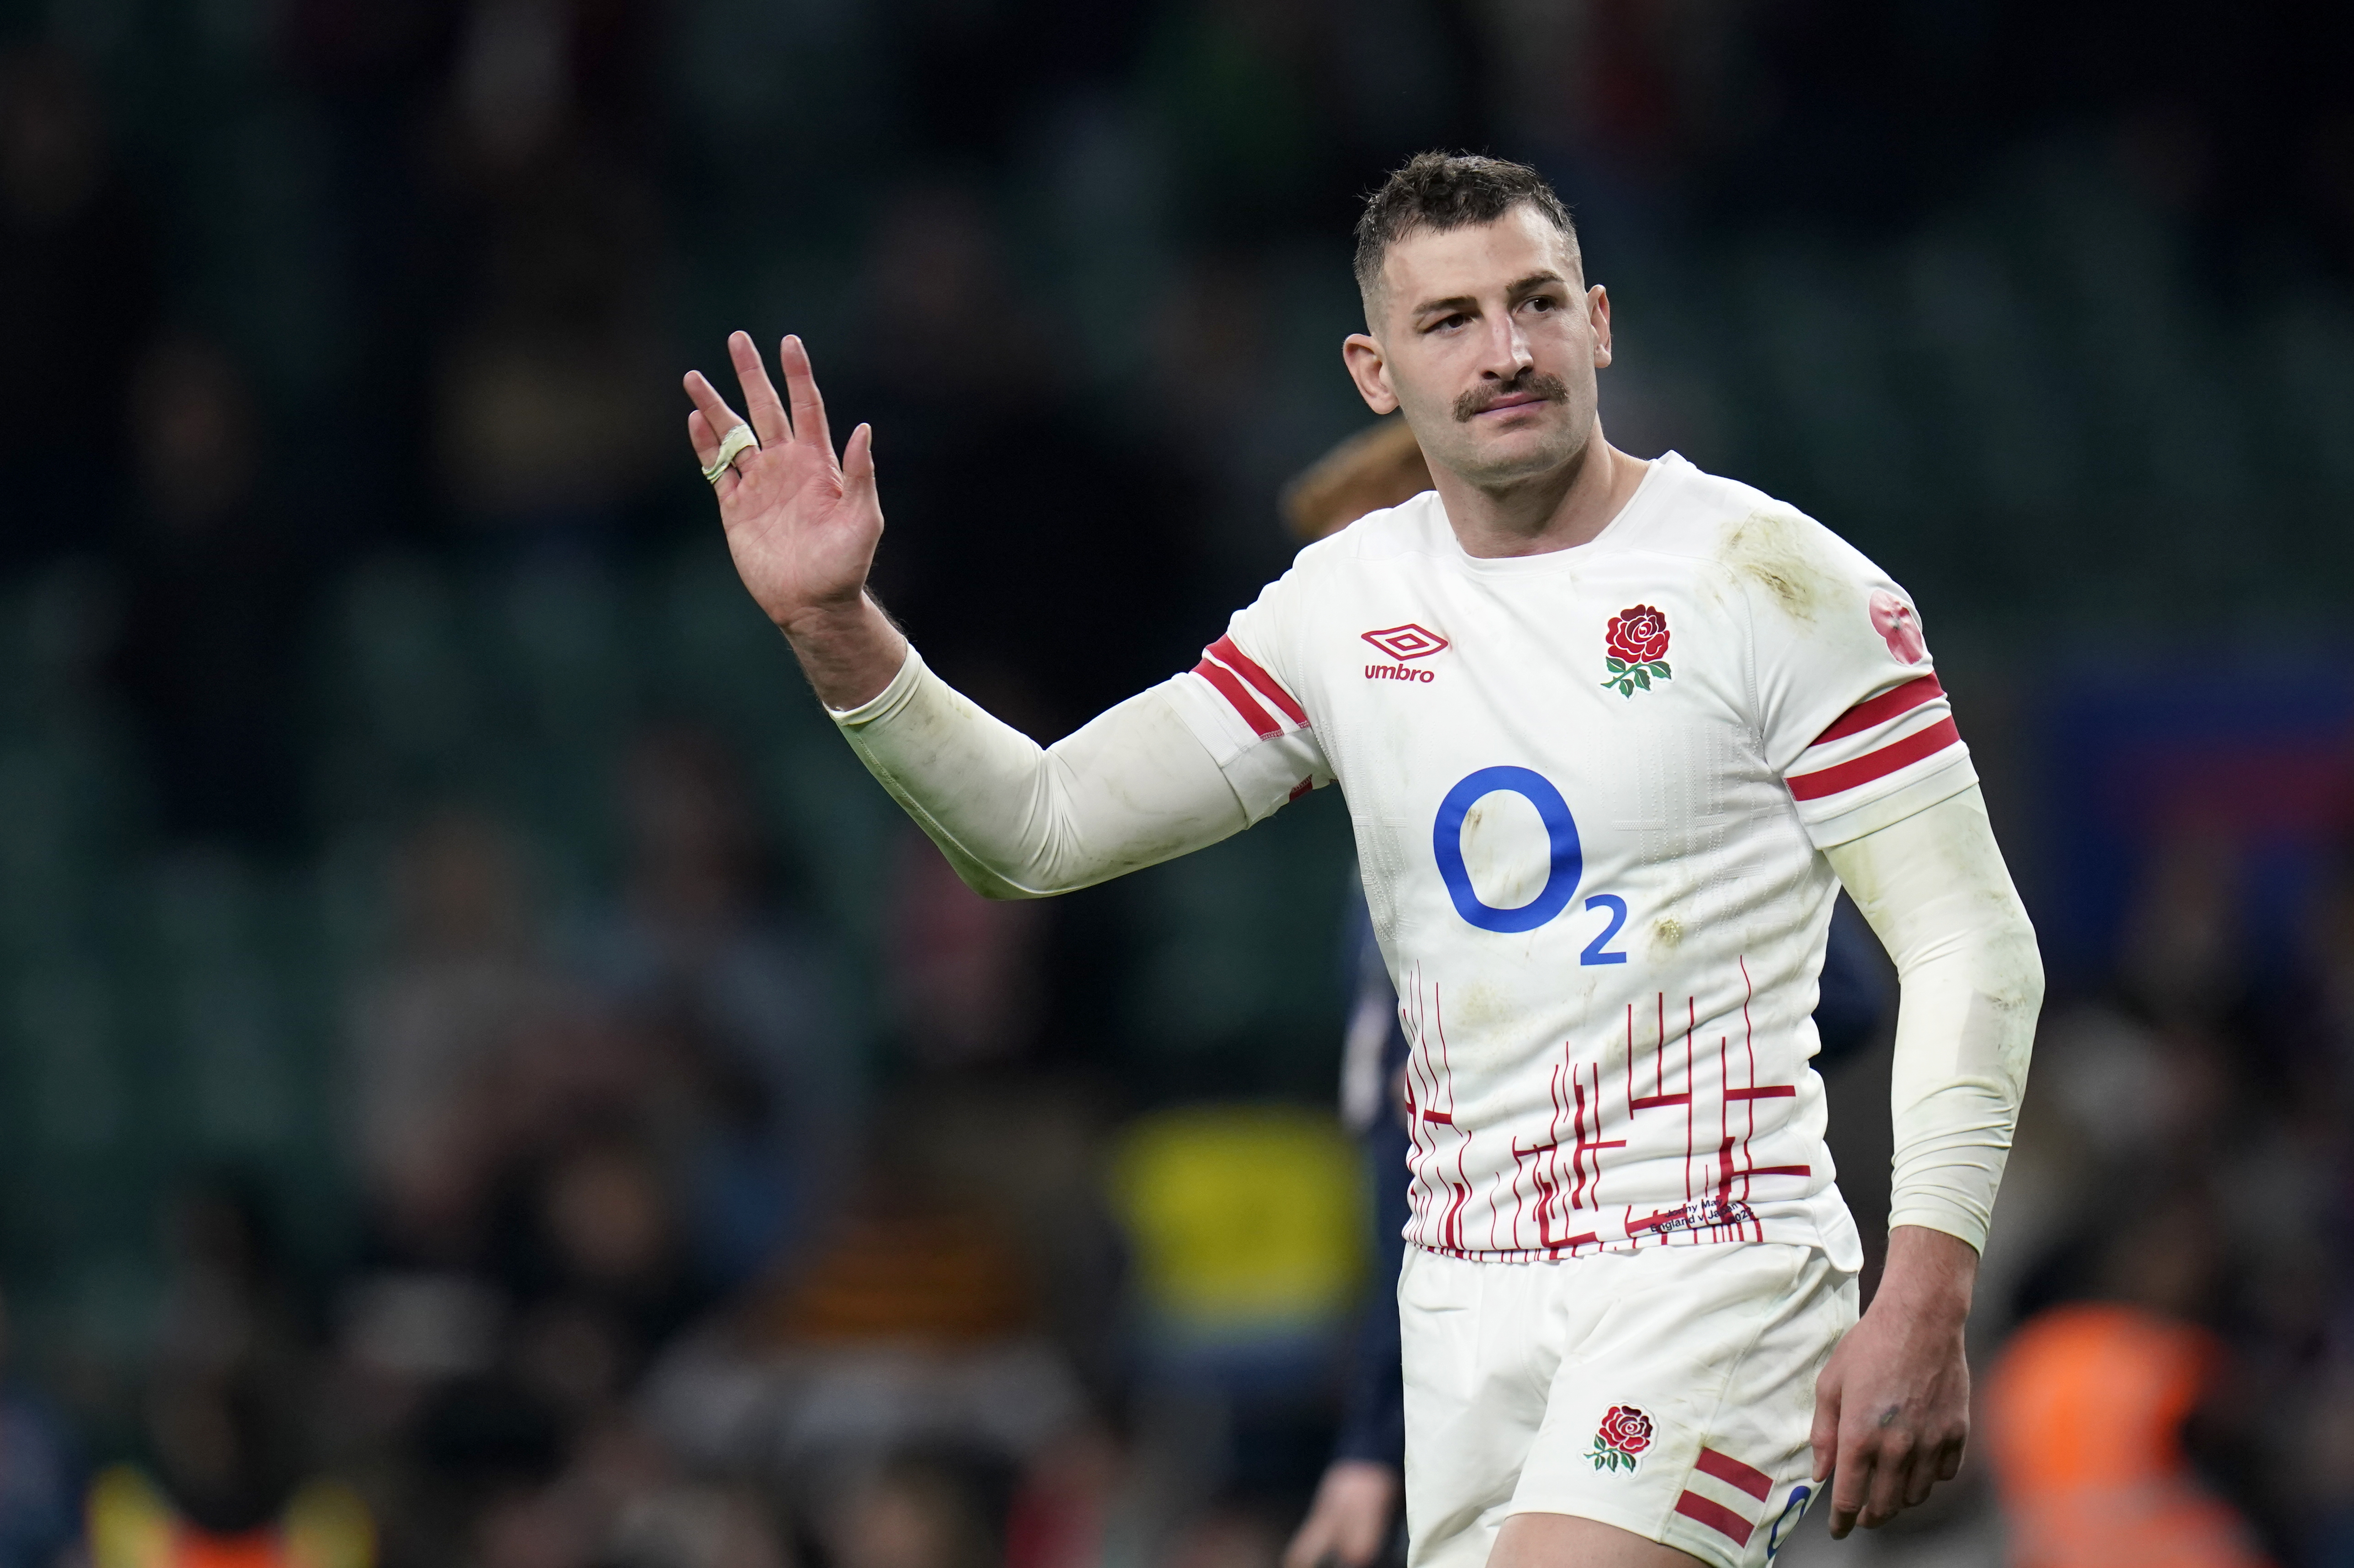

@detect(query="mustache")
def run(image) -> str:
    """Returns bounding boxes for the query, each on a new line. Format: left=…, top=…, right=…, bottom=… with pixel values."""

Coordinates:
left=1453, top=371, right=1569, bottom=423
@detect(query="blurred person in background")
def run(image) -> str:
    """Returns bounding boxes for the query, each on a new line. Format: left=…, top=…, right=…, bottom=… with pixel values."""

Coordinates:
left=0, top=1290, right=77, bottom=1568
left=110, top=334, right=318, bottom=853
left=685, top=148, right=2044, bottom=1568
left=0, top=45, right=157, bottom=566
left=346, top=808, right=579, bottom=1272
left=89, top=1180, right=375, bottom=1568
left=577, top=724, right=855, bottom=1289
left=1982, top=1197, right=2272, bottom=1568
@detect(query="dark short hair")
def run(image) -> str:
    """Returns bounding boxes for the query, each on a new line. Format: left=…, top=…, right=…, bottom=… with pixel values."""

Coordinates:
left=1353, top=152, right=1578, bottom=301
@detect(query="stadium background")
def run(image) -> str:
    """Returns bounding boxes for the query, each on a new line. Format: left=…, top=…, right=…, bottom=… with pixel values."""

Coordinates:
left=0, top=0, right=2348, bottom=1564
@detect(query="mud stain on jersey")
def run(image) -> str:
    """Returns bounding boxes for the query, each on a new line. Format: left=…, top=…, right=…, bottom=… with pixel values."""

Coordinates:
left=1452, top=979, right=1506, bottom=1035
left=1722, top=510, right=1829, bottom=624
left=1651, top=915, right=1683, bottom=954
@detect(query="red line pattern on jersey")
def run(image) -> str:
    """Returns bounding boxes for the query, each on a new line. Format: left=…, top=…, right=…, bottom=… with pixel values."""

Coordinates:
left=1406, top=962, right=1814, bottom=1260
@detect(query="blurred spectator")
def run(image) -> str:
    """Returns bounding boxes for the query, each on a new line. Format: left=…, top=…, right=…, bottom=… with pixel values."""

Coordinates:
left=89, top=1179, right=375, bottom=1568
left=346, top=809, right=578, bottom=1268
left=0, top=1291, right=77, bottom=1568
left=0, top=46, right=157, bottom=565
left=643, top=1129, right=1085, bottom=1500
left=1984, top=1205, right=2273, bottom=1568
left=825, top=1451, right=1005, bottom=1568
left=577, top=724, right=855, bottom=1286
left=110, top=335, right=316, bottom=852
left=888, top=831, right=1049, bottom=1071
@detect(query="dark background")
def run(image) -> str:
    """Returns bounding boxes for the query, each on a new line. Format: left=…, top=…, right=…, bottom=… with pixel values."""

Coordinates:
left=0, top=2, right=2349, bottom=1566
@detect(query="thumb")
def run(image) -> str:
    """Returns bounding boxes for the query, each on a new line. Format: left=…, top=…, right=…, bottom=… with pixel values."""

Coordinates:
left=843, top=423, right=877, bottom=508
left=1809, top=1371, right=1841, bottom=1482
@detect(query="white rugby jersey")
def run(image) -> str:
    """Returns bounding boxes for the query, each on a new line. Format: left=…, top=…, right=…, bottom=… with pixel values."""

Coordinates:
left=1162, top=454, right=1976, bottom=1268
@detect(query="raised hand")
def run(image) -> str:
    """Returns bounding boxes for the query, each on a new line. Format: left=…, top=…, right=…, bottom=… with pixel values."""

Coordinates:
left=685, top=333, right=907, bottom=706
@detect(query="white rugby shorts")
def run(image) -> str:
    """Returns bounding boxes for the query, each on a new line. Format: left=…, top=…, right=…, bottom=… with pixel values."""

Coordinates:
left=1400, top=1242, right=1856, bottom=1568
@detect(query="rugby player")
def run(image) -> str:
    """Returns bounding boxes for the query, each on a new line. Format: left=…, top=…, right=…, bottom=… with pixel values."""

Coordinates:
left=682, top=152, right=2042, bottom=1568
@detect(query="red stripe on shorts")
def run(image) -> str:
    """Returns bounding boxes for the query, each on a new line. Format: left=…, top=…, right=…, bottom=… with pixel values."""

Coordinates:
left=1694, top=1447, right=1772, bottom=1500
left=1675, top=1491, right=1754, bottom=1546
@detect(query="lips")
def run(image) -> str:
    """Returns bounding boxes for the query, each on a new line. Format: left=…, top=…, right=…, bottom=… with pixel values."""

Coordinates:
left=1472, top=393, right=1546, bottom=416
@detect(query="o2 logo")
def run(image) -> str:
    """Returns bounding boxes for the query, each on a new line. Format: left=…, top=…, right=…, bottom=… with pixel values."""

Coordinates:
left=1766, top=1484, right=1813, bottom=1559
left=1432, top=767, right=1628, bottom=962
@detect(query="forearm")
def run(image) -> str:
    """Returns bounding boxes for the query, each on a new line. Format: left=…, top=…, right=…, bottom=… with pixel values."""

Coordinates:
left=830, top=647, right=1251, bottom=898
left=1825, top=785, right=2044, bottom=1252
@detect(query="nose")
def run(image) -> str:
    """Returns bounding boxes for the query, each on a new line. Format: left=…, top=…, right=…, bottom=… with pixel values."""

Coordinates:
left=1478, top=311, right=1534, bottom=380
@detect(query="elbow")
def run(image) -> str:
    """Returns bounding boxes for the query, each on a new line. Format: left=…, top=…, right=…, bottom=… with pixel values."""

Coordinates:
left=1990, top=908, right=2045, bottom=1017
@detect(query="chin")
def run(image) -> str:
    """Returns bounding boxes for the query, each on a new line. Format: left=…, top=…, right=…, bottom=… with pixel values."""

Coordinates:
left=1454, top=427, right=1581, bottom=487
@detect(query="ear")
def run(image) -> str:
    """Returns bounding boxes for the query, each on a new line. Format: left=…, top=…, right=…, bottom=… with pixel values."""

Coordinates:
left=1343, top=331, right=1399, bottom=415
left=1588, top=284, right=1614, bottom=370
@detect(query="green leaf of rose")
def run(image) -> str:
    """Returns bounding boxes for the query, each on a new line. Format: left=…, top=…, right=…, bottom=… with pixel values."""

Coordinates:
left=1618, top=679, right=1636, bottom=696
left=1633, top=669, right=1651, bottom=690
left=1650, top=661, right=1671, bottom=678
left=1605, top=657, right=1627, bottom=673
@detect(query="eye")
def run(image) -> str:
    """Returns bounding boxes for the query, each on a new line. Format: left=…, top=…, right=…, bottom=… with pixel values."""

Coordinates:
left=1523, top=295, right=1555, bottom=313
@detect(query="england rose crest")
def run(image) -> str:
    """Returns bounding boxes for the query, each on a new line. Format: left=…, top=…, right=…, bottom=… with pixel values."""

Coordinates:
left=1588, top=1404, right=1654, bottom=1473
left=1602, top=605, right=1672, bottom=698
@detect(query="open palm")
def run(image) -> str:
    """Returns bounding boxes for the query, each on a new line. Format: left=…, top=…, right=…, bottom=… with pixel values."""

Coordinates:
left=684, top=332, right=880, bottom=631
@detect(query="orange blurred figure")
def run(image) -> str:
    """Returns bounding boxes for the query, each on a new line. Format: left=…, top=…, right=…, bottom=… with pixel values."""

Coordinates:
left=1982, top=1302, right=2271, bottom=1568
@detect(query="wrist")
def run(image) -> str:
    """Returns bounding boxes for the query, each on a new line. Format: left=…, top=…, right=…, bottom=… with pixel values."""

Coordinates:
left=777, top=591, right=875, bottom=644
left=1873, top=1224, right=1977, bottom=1327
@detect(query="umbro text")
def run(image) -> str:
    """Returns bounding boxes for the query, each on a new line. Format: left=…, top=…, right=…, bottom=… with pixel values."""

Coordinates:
left=1366, top=663, right=1436, bottom=683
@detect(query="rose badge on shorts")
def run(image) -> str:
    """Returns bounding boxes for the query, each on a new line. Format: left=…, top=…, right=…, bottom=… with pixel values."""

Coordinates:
left=1602, top=606, right=1672, bottom=698
left=1588, top=1405, right=1654, bottom=1473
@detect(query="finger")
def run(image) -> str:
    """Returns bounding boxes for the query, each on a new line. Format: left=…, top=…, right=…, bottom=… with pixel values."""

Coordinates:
left=687, top=408, right=720, bottom=467
left=1936, top=1432, right=1966, bottom=1483
left=728, top=330, right=792, bottom=447
left=779, top=334, right=834, bottom=455
left=684, top=371, right=751, bottom=455
left=1827, top=1435, right=1872, bottom=1539
left=1903, top=1443, right=1940, bottom=1509
left=1862, top=1432, right=1912, bottom=1526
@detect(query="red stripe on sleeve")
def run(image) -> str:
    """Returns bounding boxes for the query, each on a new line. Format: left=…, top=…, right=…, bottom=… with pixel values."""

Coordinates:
left=1694, top=1447, right=1773, bottom=1501
left=1208, top=635, right=1309, bottom=727
left=1809, top=673, right=1943, bottom=748
left=1288, top=778, right=1314, bottom=802
left=1787, top=717, right=1961, bottom=802
left=1674, top=1491, right=1754, bottom=1546
left=1192, top=658, right=1280, bottom=738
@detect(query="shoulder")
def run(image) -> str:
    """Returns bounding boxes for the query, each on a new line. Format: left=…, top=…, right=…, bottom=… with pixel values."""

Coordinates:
left=1620, top=455, right=1898, bottom=620
left=1296, top=488, right=1448, bottom=569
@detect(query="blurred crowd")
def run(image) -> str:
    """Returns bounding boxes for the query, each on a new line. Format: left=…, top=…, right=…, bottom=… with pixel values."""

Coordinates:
left=0, top=0, right=2351, bottom=1566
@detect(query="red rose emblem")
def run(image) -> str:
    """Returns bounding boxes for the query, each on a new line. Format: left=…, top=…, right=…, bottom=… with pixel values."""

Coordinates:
left=1601, top=606, right=1674, bottom=699
left=1606, top=606, right=1671, bottom=665
left=1598, top=1405, right=1653, bottom=1456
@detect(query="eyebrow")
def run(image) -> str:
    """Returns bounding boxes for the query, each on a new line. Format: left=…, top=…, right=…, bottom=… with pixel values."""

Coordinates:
left=1408, top=270, right=1570, bottom=320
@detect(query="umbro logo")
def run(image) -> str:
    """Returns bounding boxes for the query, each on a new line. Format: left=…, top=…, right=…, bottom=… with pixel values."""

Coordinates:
left=1363, top=624, right=1448, bottom=661
left=1362, top=623, right=1447, bottom=684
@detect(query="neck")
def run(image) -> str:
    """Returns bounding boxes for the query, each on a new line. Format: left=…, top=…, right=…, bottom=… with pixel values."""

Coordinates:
left=1430, top=422, right=1648, bottom=559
